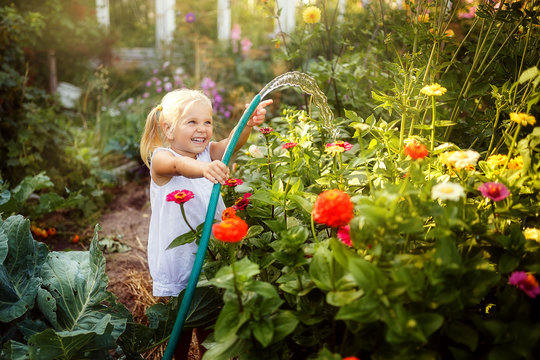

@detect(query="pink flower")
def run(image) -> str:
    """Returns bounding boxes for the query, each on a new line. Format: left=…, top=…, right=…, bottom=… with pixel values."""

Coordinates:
left=478, top=182, right=510, bottom=202
left=231, top=23, right=241, bottom=41
left=241, top=37, right=252, bottom=55
left=282, top=142, right=298, bottom=150
left=337, top=225, right=352, bottom=247
left=326, top=140, right=353, bottom=151
left=185, top=12, right=196, bottom=23
left=509, top=271, right=540, bottom=298
left=166, top=190, right=194, bottom=204
left=233, top=193, right=252, bottom=210
left=225, top=178, right=243, bottom=187
left=259, top=127, right=274, bottom=135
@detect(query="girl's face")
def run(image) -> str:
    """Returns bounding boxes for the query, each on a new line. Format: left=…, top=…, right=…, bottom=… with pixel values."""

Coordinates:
left=165, top=101, right=213, bottom=158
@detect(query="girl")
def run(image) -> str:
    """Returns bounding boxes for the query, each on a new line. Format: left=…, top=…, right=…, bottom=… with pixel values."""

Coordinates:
left=140, top=89, right=272, bottom=358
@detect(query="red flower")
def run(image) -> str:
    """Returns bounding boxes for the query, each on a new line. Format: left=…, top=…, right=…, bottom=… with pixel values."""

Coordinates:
left=326, top=140, right=353, bottom=151
left=343, top=357, right=360, bottom=360
left=166, top=190, right=194, bottom=204
left=212, top=217, right=248, bottom=242
left=233, top=193, right=252, bottom=210
left=509, top=271, right=540, bottom=298
left=225, top=178, right=243, bottom=187
left=282, top=142, right=298, bottom=150
left=72, top=234, right=80, bottom=243
left=222, top=207, right=237, bottom=220
left=478, top=182, right=510, bottom=202
left=404, top=140, right=428, bottom=159
left=259, top=127, right=274, bottom=134
left=337, top=225, right=352, bottom=247
left=313, top=190, right=354, bottom=228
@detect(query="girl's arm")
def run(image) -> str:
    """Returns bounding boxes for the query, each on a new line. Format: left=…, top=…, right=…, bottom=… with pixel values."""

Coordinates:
left=211, top=99, right=273, bottom=161
left=152, top=151, right=230, bottom=185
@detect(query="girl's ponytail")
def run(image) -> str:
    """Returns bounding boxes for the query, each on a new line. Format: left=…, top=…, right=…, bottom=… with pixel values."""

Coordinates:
left=140, top=104, right=165, bottom=168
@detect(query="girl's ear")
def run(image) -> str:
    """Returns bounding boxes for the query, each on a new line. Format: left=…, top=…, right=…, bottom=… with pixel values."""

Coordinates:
left=161, top=122, right=172, bottom=140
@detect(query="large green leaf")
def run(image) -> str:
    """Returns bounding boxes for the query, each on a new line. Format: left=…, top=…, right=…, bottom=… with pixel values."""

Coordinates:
left=0, top=215, right=48, bottom=322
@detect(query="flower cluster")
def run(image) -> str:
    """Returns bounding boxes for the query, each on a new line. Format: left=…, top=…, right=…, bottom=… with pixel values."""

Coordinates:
left=201, top=77, right=233, bottom=119
left=31, top=225, right=56, bottom=239
left=508, top=271, right=540, bottom=298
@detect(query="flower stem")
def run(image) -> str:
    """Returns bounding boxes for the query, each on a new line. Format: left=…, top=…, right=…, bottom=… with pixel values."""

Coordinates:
left=430, top=96, right=437, bottom=151
left=230, top=246, right=244, bottom=312
left=180, top=204, right=197, bottom=234
left=502, top=123, right=521, bottom=172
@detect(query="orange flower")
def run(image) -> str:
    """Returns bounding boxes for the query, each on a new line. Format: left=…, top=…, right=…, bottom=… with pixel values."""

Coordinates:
left=222, top=207, right=237, bottom=220
left=212, top=217, right=248, bottom=242
left=47, top=227, right=56, bottom=236
left=404, top=139, right=428, bottom=160
left=72, top=234, right=80, bottom=243
left=508, top=155, right=523, bottom=170
left=313, top=190, right=354, bottom=228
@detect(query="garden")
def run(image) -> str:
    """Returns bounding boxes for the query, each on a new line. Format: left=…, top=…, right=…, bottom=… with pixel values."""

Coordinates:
left=1, top=0, right=539, bottom=359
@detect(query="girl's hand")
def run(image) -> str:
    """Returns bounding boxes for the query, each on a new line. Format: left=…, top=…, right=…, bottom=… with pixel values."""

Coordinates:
left=246, top=99, right=273, bottom=127
left=203, top=160, right=230, bottom=184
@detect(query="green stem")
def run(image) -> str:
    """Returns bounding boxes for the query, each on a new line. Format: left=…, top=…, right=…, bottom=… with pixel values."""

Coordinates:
left=310, top=213, right=319, bottom=243
left=502, top=123, right=521, bottom=172
left=180, top=204, right=197, bottom=234
left=430, top=96, right=437, bottom=151
left=486, top=108, right=501, bottom=158
left=230, top=246, right=244, bottom=312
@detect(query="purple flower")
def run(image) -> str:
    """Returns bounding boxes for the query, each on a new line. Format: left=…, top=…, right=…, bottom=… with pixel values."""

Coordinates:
left=478, top=182, right=510, bottom=202
left=142, top=92, right=149, bottom=98
left=146, top=80, right=152, bottom=87
left=153, top=69, right=158, bottom=74
left=127, top=97, right=134, bottom=105
left=509, top=271, right=540, bottom=298
left=164, top=82, right=173, bottom=91
left=185, top=12, right=196, bottom=23
left=156, top=87, right=162, bottom=93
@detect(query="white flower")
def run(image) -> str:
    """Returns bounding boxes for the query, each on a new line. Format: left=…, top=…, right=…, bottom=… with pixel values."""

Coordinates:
left=431, top=182, right=465, bottom=201
left=447, top=150, right=480, bottom=169
left=248, top=145, right=263, bottom=158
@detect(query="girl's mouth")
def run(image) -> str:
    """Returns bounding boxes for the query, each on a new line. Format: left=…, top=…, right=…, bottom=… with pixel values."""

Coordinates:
left=191, top=137, right=206, bottom=143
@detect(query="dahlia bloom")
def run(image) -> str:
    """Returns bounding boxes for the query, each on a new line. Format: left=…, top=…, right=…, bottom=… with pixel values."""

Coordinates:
left=225, top=178, right=243, bottom=187
left=508, top=271, right=540, bottom=298
left=404, top=139, right=429, bottom=160
left=431, top=182, right=465, bottom=201
left=421, top=83, right=447, bottom=96
left=313, top=190, right=354, bottom=228
left=303, top=6, right=321, bottom=24
left=166, top=190, right=194, bottom=204
left=337, top=225, right=352, bottom=247
left=212, top=216, right=248, bottom=243
left=478, top=182, right=510, bottom=202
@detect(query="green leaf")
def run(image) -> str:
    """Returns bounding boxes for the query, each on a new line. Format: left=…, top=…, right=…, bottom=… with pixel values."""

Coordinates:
left=167, top=230, right=198, bottom=249
left=289, top=194, right=314, bottom=214
left=214, top=301, right=250, bottom=341
left=445, top=321, right=479, bottom=351
left=1, top=340, right=29, bottom=360
left=416, top=313, right=444, bottom=338
left=271, top=311, right=299, bottom=343
left=518, top=66, right=539, bottom=84
left=309, top=245, right=335, bottom=292
left=252, top=317, right=274, bottom=348
left=0, top=216, right=48, bottom=322
left=246, top=225, right=264, bottom=239
left=250, top=190, right=279, bottom=205
left=348, top=258, right=386, bottom=292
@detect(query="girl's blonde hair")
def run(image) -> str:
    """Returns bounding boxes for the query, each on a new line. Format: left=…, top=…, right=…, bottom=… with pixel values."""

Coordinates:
left=140, top=89, right=213, bottom=168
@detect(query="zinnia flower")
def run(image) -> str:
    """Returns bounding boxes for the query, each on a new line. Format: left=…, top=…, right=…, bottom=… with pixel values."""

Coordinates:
left=225, top=178, right=243, bottom=187
left=248, top=144, right=263, bottom=158
left=509, top=112, right=536, bottom=127
left=234, top=193, right=252, bottom=210
left=222, top=207, right=237, bottom=220
left=523, top=228, right=540, bottom=242
left=313, top=190, right=354, bottom=228
left=212, top=216, right=248, bottom=242
left=443, top=150, right=480, bottom=170
left=326, top=140, right=353, bottom=151
left=282, top=142, right=298, bottom=150
left=431, top=182, right=465, bottom=201
left=404, top=139, right=429, bottom=160
left=166, top=190, right=195, bottom=204
left=478, top=182, right=510, bottom=202
left=508, top=271, right=540, bottom=298
left=259, top=127, right=274, bottom=135
left=508, top=155, right=523, bottom=170
left=337, top=225, right=352, bottom=247
left=421, top=83, right=447, bottom=96
left=303, top=6, right=321, bottom=24
left=325, top=145, right=345, bottom=156
left=486, top=154, right=508, bottom=167
left=185, top=12, right=196, bottom=23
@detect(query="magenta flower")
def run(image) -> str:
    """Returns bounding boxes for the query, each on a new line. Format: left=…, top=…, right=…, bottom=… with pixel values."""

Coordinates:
left=282, top=142, right=298, bottom=150
left=185, top=12, right=196, bottom=23
left=166, top=190, right=194, bottom=204
left=509, top=271, right=540, bottom=298
left=337, top=225, right=352, bottom=247
left=233, top=193, right=252, bottom=210
left=478, top=182, right=510, bottom=202
left=225, top=178, right=243, bottom=187
left=326, top=141, right=353, bottom=151
left=259, top=127, right=273, bottom=135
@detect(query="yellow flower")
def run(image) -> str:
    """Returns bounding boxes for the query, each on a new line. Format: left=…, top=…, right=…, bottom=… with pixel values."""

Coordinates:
left=421, top=83, right=447, bottom=96
left=508, top=155, right=523, bottom=170
left=325, top=145, right=345, bottom=156
left=509, top=112, right=536, bottom=126
left=487, top=154, right=508, bottom=167
left=523, top=228, right=540, bottom=242
left=418, top=13, right=430, bottom=23
left=303, top=6, right=321, bottom=24
left=444, top=29, right=455, bottom=38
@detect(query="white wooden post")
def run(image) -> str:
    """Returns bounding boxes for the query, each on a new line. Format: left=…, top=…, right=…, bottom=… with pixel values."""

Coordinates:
left=217, top=0, right=231, bottom=41
left=156, top=0, right=176, bottom=54
left=95, top=0, right=110, bottom=29
left=337, top=0, right=346, bottom=23
left=275, top=0, right=296, bottom=34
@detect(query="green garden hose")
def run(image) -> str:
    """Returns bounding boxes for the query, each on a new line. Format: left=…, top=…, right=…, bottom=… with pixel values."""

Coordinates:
left=162, top=94, right=262, bottom=360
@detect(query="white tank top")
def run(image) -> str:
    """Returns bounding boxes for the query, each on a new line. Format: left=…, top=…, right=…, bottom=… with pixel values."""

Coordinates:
left=147, top=144, right=226, bottom=296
